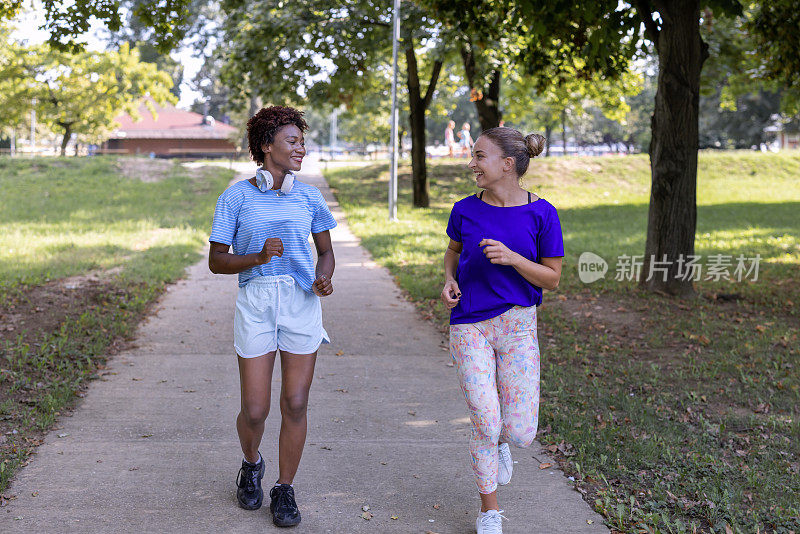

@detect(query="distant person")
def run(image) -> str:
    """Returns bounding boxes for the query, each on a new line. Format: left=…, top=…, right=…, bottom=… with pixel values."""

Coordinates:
left=498, top=119, right=505, bottom=127
left=445, top=120, right=457, bottom=157
left=440, top=127, right=563, bottom=533
left=457, top=122, right=473, bottom=157
left=208, top=105, right=337, bottom=528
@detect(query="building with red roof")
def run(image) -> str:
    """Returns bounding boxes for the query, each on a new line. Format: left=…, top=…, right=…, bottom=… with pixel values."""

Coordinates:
left=102, top=101, right=239, bottom=157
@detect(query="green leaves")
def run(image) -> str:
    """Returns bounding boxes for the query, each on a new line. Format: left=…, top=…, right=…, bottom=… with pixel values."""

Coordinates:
left=0, top=41, right=176, bottom=153
left=748, top=2, right=800, bottom=114
left=0, top=0, right=23, bottom=21
left=19, top=0, right=193, bottom=54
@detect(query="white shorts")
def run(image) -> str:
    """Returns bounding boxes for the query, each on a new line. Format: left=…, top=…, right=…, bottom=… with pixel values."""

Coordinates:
left=234, top=275, right=330, bottom=357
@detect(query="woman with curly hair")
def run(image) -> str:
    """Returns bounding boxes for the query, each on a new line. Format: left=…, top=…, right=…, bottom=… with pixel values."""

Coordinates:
left=441, top=127, right=563, bottom=533
left=208, top=105, right=336, bottom=527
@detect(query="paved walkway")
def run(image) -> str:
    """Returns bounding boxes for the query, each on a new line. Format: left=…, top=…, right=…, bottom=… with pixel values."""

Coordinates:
left=2, top=159, right=607, bottom=533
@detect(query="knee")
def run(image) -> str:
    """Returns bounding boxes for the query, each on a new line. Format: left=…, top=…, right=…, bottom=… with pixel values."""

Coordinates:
left=503, top=424, right=537, bottom=449
left=281, top=393, right=308, bottom=421
left=473, top=417, right=502, bottom=445
left=240, top=402, right=269, bottom=426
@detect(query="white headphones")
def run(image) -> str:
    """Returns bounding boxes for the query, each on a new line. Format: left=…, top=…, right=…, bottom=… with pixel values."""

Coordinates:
left=255, top=167, right=295, bottom=194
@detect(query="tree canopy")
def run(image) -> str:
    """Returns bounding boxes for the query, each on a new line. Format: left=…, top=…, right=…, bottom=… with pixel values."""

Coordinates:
left=0, top=0, right=194, bottom=53
left=0, top=41, right=176, bottom=154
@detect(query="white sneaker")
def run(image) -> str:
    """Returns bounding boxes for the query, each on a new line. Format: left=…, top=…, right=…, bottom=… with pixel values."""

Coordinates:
left=476, top=509, right=506, bottom=534
left=497, top=443, right=513, bottom=485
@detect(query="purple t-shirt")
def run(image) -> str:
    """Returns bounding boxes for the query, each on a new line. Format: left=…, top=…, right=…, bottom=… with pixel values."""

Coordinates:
left=446, top=194, right=564, bottom=324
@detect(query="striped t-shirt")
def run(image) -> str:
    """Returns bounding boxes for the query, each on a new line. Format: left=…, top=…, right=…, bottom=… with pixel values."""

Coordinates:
left=209, top=178, right=337, bottom=291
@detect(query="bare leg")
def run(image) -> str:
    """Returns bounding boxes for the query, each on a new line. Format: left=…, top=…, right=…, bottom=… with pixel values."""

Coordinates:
left=236, top=352, right=277, bottom=463
left=277, top=350, right=317, bottom=484
left=480, top=491, right=500, bottom=512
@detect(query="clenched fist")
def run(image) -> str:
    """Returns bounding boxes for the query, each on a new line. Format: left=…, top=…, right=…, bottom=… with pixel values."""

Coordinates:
left=312, top=274, right=333, bottom=296
left=258, top=238, right=283, bottom=264
left=441, top=279, right=461, bottom=309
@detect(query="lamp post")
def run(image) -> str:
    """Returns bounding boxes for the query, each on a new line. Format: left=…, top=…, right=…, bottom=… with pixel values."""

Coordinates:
left=30, top=98, right=37, bottom=153
left=388, top=0, right=400, bottom=221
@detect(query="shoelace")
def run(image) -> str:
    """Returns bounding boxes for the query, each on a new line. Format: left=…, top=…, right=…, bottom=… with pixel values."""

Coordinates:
left=237, top=464, right=260, bottom=492
left=479, top=510, right=507, bottom=533
left=274, top=486, right=296, bottom=511
left=498, top=446, right=511, bottom=464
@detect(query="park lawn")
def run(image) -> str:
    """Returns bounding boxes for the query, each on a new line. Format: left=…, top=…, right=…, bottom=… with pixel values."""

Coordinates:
left=324, top=151, right=799, bottom=534
left=0, top=156, right=232, bottom=493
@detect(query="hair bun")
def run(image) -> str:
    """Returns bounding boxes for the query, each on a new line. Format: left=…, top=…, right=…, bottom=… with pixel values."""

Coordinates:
left=525, top=133, right=546, bottom=158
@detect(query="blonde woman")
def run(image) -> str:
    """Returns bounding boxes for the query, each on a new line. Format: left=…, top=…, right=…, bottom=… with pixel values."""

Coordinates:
left=441, top=127, right=563, bottom=533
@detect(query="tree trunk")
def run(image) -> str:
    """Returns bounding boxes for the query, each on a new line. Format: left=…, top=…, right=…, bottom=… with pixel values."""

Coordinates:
left=408, top=97, right=428, bottom=207
left=243, top=94, right=260, bottom=152
left=561, top=110, right=567, bottom=155
left=641, top=0, right=707, bottom=295
left=398, top=126, right=406, bottom=158
left=544, top=125, right=552, bottom=157
left=59, top=124, right=72, bottom=157
left=460, top=42, right=502, bottom=131
left=405, top=39, right=442, bottom=208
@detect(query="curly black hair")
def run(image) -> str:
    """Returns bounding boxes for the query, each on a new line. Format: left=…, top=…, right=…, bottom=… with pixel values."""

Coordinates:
left=247, top=106, right=308, bottom=165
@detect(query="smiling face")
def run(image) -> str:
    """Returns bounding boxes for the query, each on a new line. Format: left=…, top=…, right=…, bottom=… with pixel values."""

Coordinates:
left=468, top=136, right=513, bottom=189
left=262, top=124, right=306, bottom=174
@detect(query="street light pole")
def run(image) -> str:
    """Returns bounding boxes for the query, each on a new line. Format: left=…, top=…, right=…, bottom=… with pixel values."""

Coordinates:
left=388, top=0, right=400, bottom=222
left=330, top=108, right=339, bottom=152
left=30, top=98, right=36, bottom=153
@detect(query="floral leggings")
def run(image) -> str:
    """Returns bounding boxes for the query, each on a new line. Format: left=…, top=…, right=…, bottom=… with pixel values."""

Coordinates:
left=449, top=306, right=540, bottom=494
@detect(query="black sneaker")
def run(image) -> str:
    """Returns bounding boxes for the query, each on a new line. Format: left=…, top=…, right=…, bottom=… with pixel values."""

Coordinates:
left=235, top=455, right=265, bottom=510
left=270, top=483, right=301, bottom=527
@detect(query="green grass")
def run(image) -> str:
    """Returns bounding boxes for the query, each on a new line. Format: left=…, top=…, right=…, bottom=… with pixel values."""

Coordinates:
left=0, top=156, right=232, bottom=493
left=324, top=151, right=800, bottom=533
left=0, top=156, right=225, bottom=302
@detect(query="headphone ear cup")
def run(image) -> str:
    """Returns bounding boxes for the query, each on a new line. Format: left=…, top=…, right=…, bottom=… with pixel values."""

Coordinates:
left=281, top=172, right=295, bottom=193
left=256, top=168, right=273, bottom=191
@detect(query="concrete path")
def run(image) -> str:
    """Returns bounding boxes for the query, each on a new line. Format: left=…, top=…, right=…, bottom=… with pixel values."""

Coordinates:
left=2, top=159, right=607, bottom=533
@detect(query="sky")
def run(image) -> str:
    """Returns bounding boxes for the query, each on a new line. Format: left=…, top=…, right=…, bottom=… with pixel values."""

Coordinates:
left=10, top=1, right=204, bottom=109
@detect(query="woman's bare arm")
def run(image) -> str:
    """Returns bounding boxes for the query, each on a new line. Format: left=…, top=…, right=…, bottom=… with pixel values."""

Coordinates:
left=208, top=239, right=283, bottom=274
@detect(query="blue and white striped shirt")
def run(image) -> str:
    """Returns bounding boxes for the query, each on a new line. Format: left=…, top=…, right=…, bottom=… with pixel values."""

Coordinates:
left=209, top=179, right=337, bottom=291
